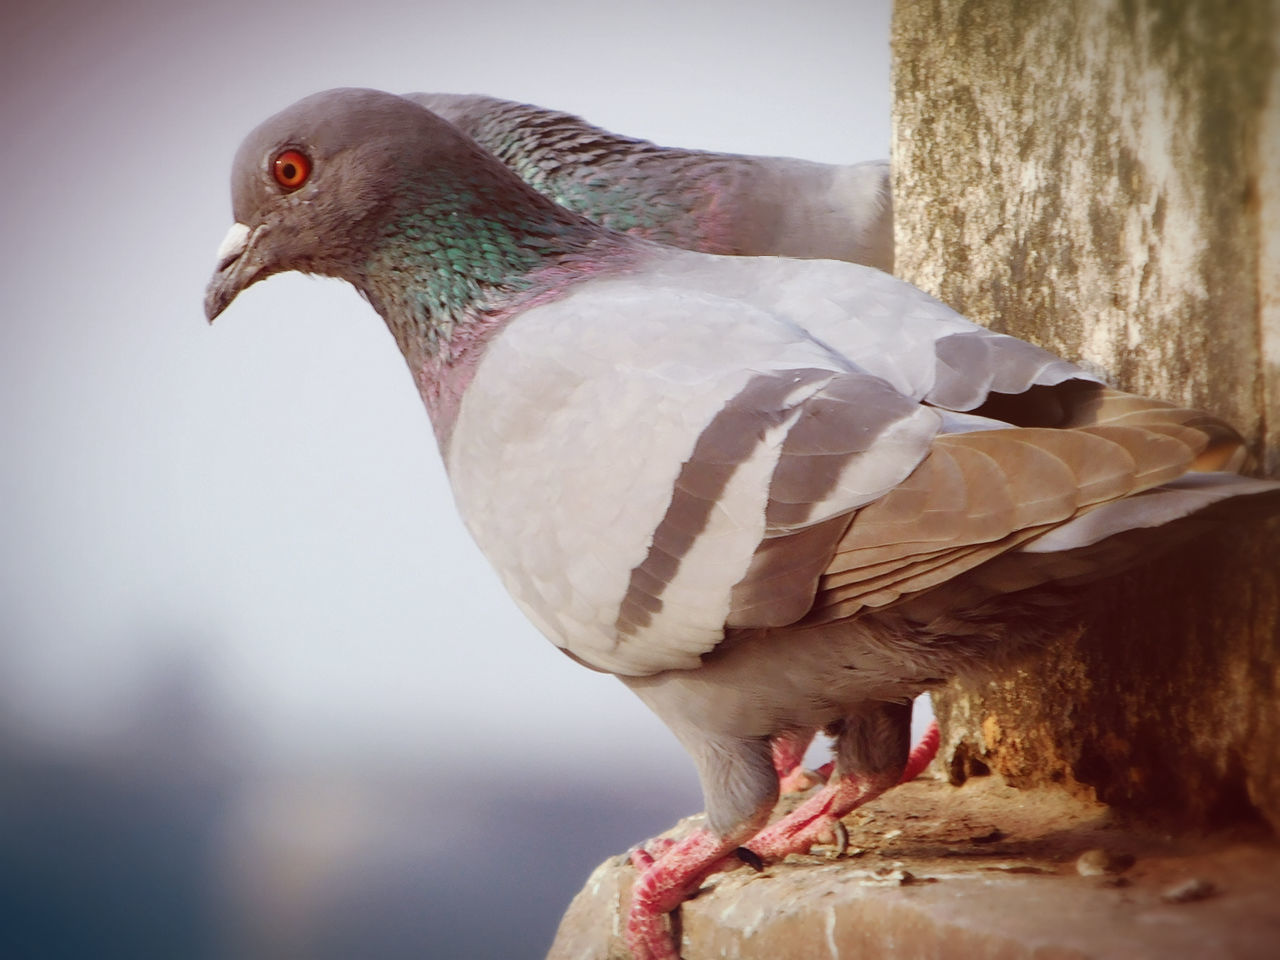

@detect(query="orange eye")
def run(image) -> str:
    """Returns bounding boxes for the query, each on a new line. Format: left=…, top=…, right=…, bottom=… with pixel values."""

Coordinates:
left=272, top=149, right=311, bottom=190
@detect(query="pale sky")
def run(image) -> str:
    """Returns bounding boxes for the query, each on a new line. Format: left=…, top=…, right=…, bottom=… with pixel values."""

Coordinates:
left=1, top=0, right=899, bottom=778
left=1, top=2, right=908, bottom=953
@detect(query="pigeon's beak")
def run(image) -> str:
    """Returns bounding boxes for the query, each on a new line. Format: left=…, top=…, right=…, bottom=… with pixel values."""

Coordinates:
left=204, top=222, right=269, bottom=323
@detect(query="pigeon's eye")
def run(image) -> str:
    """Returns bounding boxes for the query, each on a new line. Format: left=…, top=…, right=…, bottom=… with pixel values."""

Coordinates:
left=272, top=149, right=311, bottom=190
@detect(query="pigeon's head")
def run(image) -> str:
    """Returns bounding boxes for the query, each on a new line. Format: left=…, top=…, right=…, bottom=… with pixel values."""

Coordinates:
left=204, top=88, right=510, bottom=322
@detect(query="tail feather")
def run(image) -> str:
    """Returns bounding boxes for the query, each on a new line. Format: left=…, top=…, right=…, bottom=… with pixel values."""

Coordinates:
left=802, top=387, right=1270, bottom=625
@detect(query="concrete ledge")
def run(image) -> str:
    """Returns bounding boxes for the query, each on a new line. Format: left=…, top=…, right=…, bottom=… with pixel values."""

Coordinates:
left=548, top=776, right=1280, bottom=959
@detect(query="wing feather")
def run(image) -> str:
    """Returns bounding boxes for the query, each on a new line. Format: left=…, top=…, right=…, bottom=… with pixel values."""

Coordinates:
left=727, top=401, right=1250, bottom=630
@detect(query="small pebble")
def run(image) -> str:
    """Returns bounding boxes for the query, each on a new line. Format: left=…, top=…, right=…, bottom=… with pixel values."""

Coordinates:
left=1076, top=848, right=1135, bottom=877
left=864, top=867, right=917, bottom=885
left=1161, top=877, right=1218, bottom=904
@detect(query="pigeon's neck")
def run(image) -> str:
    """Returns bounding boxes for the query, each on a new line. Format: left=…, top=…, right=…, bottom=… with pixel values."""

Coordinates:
left=430, top=96, right=658, bottom=192
left=357, top=187, right=641, bottom=448
left=435, top=98, right=754, bottom=253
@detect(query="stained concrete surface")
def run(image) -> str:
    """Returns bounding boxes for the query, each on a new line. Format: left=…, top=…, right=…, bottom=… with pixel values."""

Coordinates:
left=549, top=773, right=1280, bottom=959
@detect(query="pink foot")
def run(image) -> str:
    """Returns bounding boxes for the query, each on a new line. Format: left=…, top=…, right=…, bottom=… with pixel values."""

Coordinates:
left=627, top=828, right=743, bottom=960
left=745, top=769, right=899, bottom=860
left=777, top=765, right=823, bottom=793
left=629, top=837, right=677, bottom=870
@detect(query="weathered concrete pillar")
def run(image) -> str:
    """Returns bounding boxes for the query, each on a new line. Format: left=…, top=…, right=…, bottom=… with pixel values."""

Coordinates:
left=892, top=0, right=1280, bottom=829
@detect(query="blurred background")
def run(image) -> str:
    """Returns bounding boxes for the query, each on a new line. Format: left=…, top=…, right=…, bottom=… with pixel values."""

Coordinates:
left=1, top=1, right=911, bottom=956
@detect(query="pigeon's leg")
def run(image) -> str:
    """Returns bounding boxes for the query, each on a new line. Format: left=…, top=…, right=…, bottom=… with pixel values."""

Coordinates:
left=901, top=717, right=940, bottom=782
left=772, top=727, right=821, bottom=792
left=803, top=715, right=941, bottom=785
left=745, top=700, right=913, bottom=860
left=777, top=696, right=940, bottom=794
left=626, top=709, right=931, bottom=957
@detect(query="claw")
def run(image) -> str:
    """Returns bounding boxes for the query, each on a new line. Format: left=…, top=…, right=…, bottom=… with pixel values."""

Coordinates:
left=830, top=819, right=849, bottom=857
left=745, top=767, right=900, bottom=861
left=734, top=846, right=764, bottom=871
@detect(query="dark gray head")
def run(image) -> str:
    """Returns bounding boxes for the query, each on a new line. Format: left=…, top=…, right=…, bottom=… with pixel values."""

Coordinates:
left=204, top=88, right=587, bottom=323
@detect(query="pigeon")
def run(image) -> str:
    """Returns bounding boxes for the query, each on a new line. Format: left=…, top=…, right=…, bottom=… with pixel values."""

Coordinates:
left=405, top=92, right=917, bottom=787
left=205, top=89, right=1279, bottom=960
left=407, top=92, right=894, bottom=271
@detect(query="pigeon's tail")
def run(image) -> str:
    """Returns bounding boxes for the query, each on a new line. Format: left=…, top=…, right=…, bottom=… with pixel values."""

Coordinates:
left=804, top=386, right=1268, bottom=626
left=1021, top=472, right=1280, bottom=555
left=941, top=472, right=1280, bottom=602
left=1057, top=386, right=1250, bottom=473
